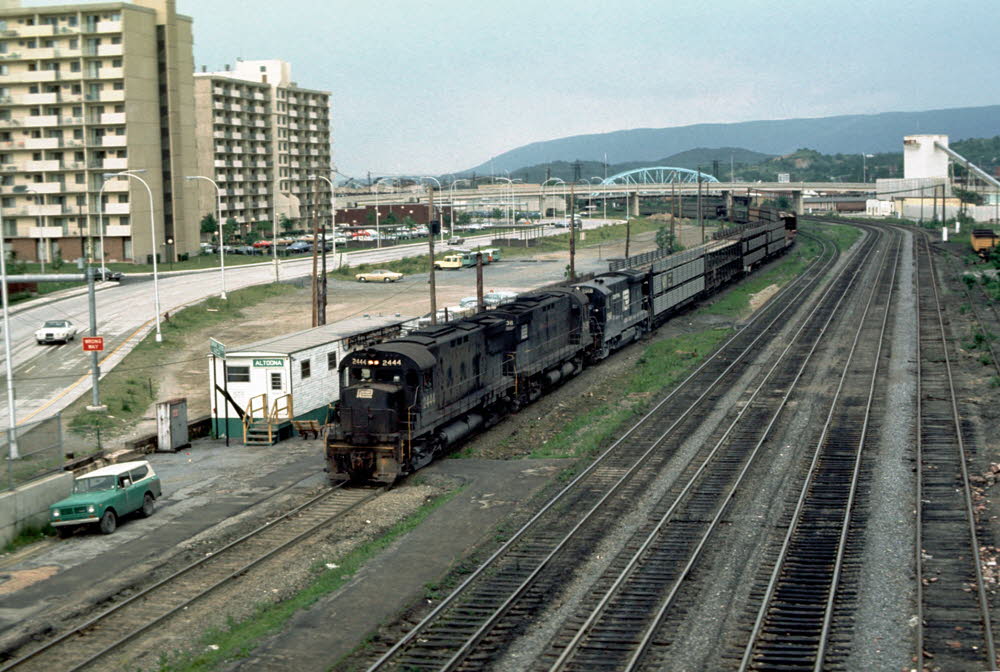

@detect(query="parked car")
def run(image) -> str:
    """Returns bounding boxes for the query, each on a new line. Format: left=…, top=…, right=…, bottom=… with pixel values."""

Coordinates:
left=447, top=236, right=465, bottom=246
left=49, top=460, right=162, bottom=536
left=355, top=269, right=403, bottom=283
left=35, top=319, right=77, bottom=344
left=286, top=240, right=314, bottom=254
left=86, top=267, right=123, bottom=282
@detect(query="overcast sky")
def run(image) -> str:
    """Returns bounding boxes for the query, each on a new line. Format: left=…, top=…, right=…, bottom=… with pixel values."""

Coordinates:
left=36, top=0, right=1000, bottom=176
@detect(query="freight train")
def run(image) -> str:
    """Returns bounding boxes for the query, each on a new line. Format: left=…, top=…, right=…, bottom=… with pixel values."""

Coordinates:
left=326, top=207, right=797, bottom=484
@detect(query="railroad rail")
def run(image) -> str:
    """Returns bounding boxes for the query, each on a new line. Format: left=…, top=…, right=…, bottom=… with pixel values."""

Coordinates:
left=913, top=232, right=996, bottom=670
left=1, top=485, right=378, bottom=672
left=535, top=226, right=896, bottom=672
left=364, top=227, right=869, bottom=670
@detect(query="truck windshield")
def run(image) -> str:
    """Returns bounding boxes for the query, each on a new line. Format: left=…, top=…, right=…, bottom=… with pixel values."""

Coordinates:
left=73, top=475, right=116, bottom=493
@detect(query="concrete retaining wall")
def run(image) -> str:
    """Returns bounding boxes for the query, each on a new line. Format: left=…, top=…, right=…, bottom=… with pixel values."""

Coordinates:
left=0, top=471, right=73, bottom=546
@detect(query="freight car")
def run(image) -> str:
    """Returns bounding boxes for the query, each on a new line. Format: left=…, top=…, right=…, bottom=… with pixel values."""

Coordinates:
left=326, top=207, right=795, bottom=484
left=972, top=229, right=998, bottom=258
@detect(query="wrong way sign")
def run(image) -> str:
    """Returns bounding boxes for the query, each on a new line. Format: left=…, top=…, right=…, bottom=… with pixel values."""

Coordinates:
left=82, top=337, right=104, bottom=352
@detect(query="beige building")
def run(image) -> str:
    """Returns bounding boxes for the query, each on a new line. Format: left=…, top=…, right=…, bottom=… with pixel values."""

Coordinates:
left=193, top=60, right=331, bottom=239
left=0, top=0, right=197, bottom=264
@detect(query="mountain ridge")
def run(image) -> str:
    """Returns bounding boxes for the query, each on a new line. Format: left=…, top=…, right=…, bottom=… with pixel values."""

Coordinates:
left=464, top=105, right=1000, bottom=175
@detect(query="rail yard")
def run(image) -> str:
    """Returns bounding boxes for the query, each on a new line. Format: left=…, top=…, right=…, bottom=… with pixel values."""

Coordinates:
left=1, top=215, right=998, bottom=672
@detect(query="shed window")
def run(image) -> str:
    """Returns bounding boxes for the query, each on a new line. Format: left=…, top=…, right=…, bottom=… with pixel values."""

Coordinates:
left=270, top=372, right=282, bottom=390
left=226, top=365, right=250, bottom=383
left=301, top=359, right=311, bottom=379
left=327, top=352, right=337, bottom=370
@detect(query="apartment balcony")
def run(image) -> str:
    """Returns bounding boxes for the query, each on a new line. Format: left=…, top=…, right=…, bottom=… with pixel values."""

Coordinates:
left=6, top=24, right=55, bottom=38
left=213, top=130, right=226, bottom=139
left=232, top=175, right=245, bottom=182
left=231, top=131, right=243, bottom=140
left=97, top=44, right=123, bottom=57
left=101, top=135, right=127, bottom=147
left=28, top=225, right=64, bottom=239
left=0, top=139, right=25, bottom=150
left=23, top=114, right=59, bottom=128
left=255, top=160, right=269, bottom=168
left=308, top=112, right=318, bottom=119
left=216, top=174, right=228, bottom=182
left=104, top=202, right=129, bottom=214
left=231, top=147, right=244, bottom=155
left=105, top=224, right=130, bottom=236
left=25, top=160, right=60, bottom=171
left=309, top=123, right=319, bottom=131
left=253, top=91, right=265, bottom=101
left=289, top=110, right=299, bottom=118
left=97, top=67, right=124, bottom=80
left=290, top=161, right=300, bottom=168
left=0, top=70, right=59, bottom=84
left=233, top=201, right=245, bottom=209
left=25, top=137, right=60, bottom=149
left=229, top=188, right=245, bottom=196
left=61, top=92, right=84, bottom=103
left=100, top=90, right=125, bottom=102
left=254, top=201, right=268, bottom=209
left=33, top=182, right=64, bottom=193
left=253, top=133, right=267, bottom=141
left=97, top=177, right=128, bottom=191
left=100, top=112, right=126, bottom=124
left=253, top=106, right=266, bottom=114
left=289, top=122, right=299, bottom=130
left=61, top=115, right=85, bottom=126
left=94, top=20, right=123, bottom=33
left=254, top=120, right=266, bottom=128
left=102, top=157, right=128, bottom=170
left=0, top=117, right=23, bottom=128
left=14, top=93, right=59, bottom=105
left=232, top=160, right=243, bottom=167
left=289, top=135, right=299, bottom=143
left=290, top=148, right=300, bottom=156
left=25, top=47, right=57, bottom=60
left=213, top=159, right=227, bottom=168
left=213, top=101, right=225, bottom=110
left=288, top=96, right=298, bottom=104
left=28, top=204, right=62, bottom=216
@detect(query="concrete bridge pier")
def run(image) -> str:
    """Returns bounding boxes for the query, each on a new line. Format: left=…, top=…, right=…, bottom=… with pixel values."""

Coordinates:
left=792, top=190, right=804, bottom=215
left=628, top=191, right=640, bottom=217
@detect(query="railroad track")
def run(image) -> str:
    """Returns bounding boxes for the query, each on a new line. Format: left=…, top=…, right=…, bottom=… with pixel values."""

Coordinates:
left=1, top=484, right=378, bottom=672
left=363, top=226, right=877, bottom=670
left=731, top=226, right=901, bottom=670
left=530, top=226, right=897, bottom=672
left=913, top=232, right=997, bottom=671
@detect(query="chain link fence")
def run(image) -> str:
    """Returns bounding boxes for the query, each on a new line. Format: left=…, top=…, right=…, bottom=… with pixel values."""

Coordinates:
left=2, top=411, right=65, bottom=492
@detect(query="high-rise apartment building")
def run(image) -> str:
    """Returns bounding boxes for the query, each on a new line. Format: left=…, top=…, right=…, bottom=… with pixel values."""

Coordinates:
left=0, top=0, right=197, bottom=264
left=193, top=60, right=332, bottom=238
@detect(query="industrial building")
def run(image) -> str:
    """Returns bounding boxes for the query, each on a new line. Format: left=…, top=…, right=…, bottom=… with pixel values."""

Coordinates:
left=193, top=59, right=332, bottom=237
left=0, top=0, right=199, bottom=264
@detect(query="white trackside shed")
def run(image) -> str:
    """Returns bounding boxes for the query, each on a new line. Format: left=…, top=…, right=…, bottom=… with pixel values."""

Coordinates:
left=209, top=314, right=414, bottom=439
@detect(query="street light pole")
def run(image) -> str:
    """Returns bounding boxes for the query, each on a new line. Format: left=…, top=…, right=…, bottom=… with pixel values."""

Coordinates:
left=108, top=170, right=161, bottom=342
left=421, top=176, right=443, bottom=242
left=0, top=209, right=17, bottom=458
left=185, top=175, right=226, bottom=299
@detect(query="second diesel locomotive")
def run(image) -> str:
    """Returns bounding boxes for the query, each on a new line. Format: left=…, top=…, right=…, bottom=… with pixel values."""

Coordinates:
left=326, top=208, right=796, bottom=484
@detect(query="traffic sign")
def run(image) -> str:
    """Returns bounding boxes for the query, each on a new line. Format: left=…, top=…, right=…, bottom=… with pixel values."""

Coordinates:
left=82, top=336, right=104, bottom=352
left=209, top=338, right=226, bottom=359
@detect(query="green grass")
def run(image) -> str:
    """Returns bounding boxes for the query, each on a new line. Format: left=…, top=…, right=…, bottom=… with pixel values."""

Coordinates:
left=530, top=329, right=732, bottom=460
left=68, top=282, right=299, bottom=445
left=154, top=486, right=462, bottom=672
left=2, top=523, right=55, bottom=553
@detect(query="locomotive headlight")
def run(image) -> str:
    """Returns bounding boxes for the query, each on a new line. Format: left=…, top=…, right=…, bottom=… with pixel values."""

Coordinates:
left=87, top=504, right=95, bottom=514
left=52, top=509, right=60, bottom=518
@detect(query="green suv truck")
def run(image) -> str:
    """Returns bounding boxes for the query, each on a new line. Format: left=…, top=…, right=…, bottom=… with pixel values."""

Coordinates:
left=49, top=460, right=162, bottom=535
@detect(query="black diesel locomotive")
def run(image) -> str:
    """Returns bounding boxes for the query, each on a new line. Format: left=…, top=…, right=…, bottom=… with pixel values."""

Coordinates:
left=326, top=208, right=796, bottom=484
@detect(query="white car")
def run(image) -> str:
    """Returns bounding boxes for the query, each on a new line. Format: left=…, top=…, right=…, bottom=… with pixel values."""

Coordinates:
left=36, top=319, right=77, bottom=344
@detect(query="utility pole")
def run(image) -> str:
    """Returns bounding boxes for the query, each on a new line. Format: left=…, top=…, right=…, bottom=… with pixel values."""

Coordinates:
left=697, top=166, right=704, bottom=243
left=427, top=185, right=437, bottom=325
left=319, top=180, right=328, bottom=326
left=476, top=252, right=484, bottom=311
left=569, top=183, right=576, bottom=281
left=670, top=181, right=676, bottom=251
left=310, top=178, right=320, bottom=327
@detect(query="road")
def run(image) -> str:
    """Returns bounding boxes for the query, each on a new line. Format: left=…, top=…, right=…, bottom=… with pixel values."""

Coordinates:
left=2, top=221, right=623, bottom=430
